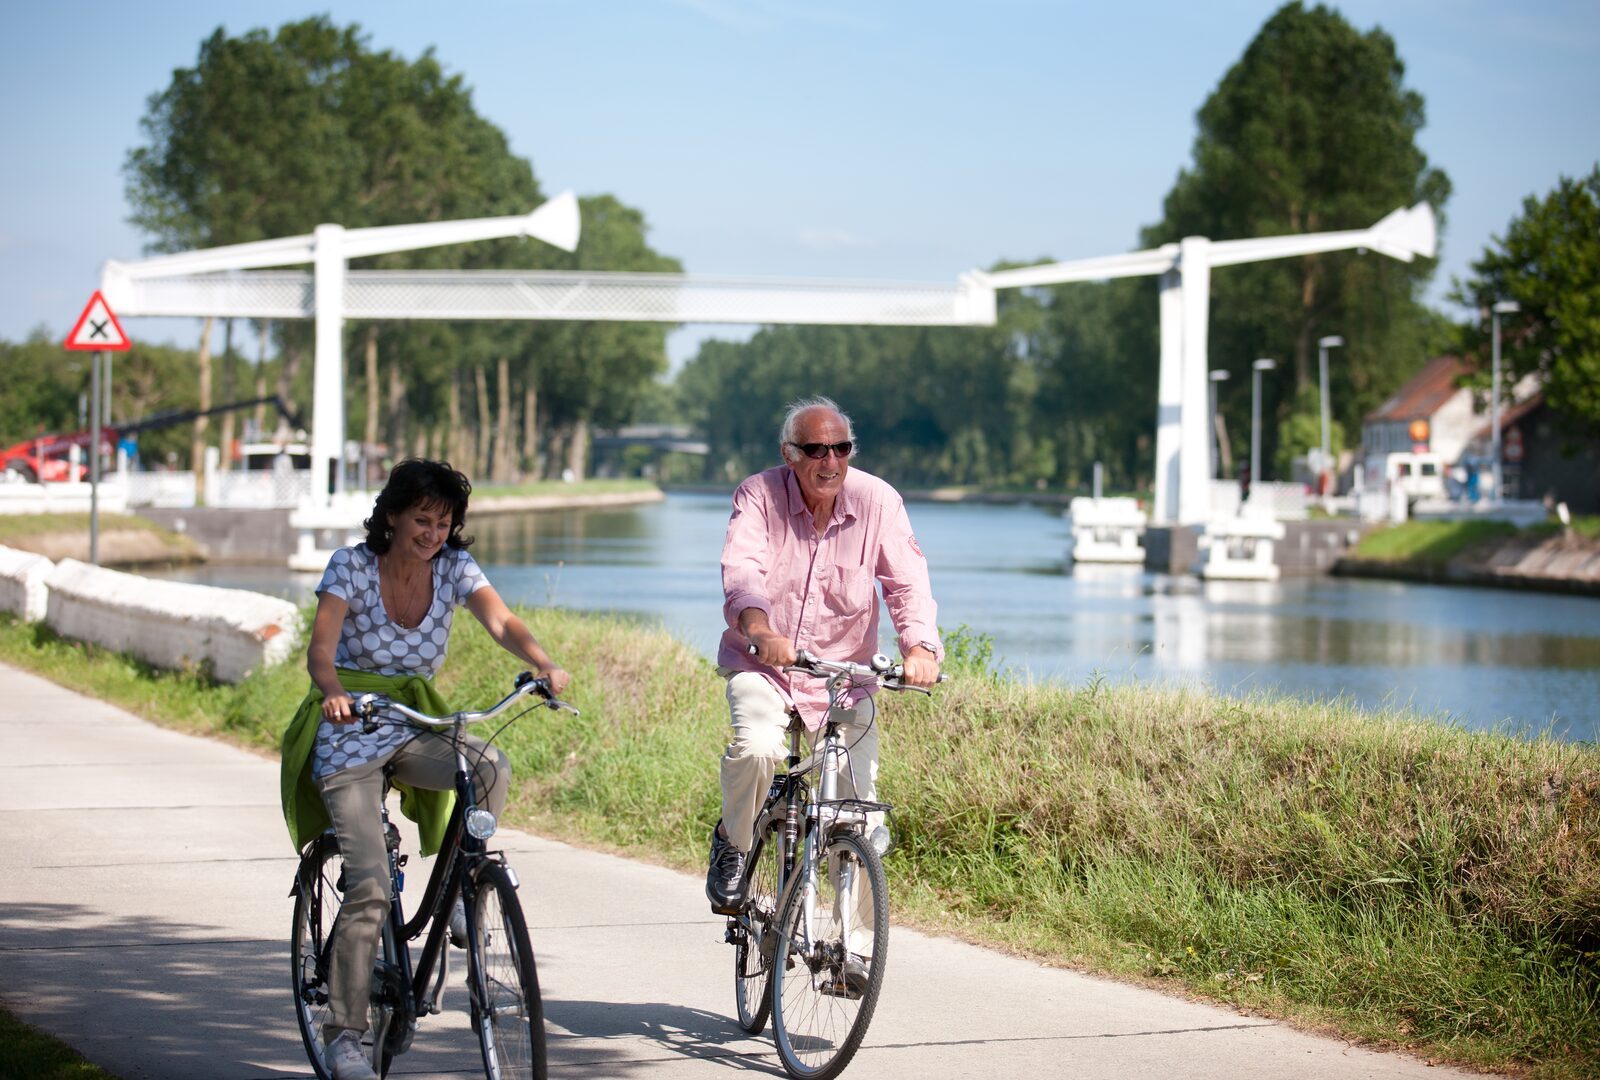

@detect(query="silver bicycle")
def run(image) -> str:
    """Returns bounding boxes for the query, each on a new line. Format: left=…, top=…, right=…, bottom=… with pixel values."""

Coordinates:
left=726, top=650, right=943, bottom=1080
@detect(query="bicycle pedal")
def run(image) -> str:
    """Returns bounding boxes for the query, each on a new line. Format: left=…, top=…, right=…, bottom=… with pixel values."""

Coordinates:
left=818, top=977, right=864, bottom=1001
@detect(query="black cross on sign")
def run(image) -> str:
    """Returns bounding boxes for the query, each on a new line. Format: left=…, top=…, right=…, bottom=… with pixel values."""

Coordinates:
left=88, top=318, right=109, bottom=339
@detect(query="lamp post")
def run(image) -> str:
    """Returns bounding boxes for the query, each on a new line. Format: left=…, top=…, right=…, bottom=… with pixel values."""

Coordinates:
left=1251, top=358, right=1276, bottom=486
left=1490, top=300, right=1520, bottom=503
left=1317, top=335, right=1344, bottom=494
left=1209, top=369, right=1231, bottom=479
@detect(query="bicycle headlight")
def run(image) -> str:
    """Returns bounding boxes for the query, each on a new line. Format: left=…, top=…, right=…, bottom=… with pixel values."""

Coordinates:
left=465, top=808, right=498, bottom=840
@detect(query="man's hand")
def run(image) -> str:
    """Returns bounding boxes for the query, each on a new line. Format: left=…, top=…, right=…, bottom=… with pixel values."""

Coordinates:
left=901, top=645, right=939, bottom=687
left=747, top=626, right=798, bottom=669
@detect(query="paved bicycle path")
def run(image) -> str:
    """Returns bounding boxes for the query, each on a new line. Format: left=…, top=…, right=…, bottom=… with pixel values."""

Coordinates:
left=0, top=661, right=1473, bottom=1080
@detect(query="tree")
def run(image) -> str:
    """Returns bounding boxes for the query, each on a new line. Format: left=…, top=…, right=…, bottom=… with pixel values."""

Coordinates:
left=1452, top=165, right=1600, bottom=429
left=1146, top=2, right=1451, bottom=466
left=124, top=18, right=677, bottom=481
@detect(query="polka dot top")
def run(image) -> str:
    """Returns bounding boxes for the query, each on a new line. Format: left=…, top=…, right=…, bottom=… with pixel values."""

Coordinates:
left=310, top=543, right=491, bottom=779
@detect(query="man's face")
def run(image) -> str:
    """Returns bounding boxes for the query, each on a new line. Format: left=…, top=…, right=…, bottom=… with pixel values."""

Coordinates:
left=788, top=408, right=852, bottom=508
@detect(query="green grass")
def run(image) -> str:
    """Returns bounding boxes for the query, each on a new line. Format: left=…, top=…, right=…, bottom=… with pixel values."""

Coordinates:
left=1350, top=520, right=1522, bottom=564
left=1, top=612, right=1596, bottom=1078
left=0, top=512, right=186, bottom=546
left=472, top=478, right=659, bottom=499
left=0, top=1005, right=122, bottom=1080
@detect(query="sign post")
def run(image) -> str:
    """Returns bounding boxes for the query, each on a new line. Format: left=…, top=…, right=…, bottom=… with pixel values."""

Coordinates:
left=65, top=292, right=132, bottom=565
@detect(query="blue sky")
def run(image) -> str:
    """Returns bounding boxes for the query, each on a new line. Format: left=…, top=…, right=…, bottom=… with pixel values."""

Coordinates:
left=1, top=0, right=1596, bottom=365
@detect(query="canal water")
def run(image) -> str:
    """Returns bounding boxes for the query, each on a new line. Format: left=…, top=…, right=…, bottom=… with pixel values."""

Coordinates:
left=157, top=493, right=1600, bottom=741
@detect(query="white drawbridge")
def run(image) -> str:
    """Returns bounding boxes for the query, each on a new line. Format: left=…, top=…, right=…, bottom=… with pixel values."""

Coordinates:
left=98, top=193, right=1434, bottom=523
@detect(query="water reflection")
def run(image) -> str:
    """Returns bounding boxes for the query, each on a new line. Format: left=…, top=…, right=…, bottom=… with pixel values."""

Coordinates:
left=147, top=493, right=1600, bottom=741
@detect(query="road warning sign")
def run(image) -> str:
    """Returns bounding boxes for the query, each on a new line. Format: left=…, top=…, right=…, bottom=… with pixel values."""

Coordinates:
left=64, top=291, right=131, bottom=351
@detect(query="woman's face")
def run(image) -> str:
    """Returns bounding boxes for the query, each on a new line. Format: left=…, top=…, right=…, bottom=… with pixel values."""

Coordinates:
left=387, top=500, right=454, bottom=562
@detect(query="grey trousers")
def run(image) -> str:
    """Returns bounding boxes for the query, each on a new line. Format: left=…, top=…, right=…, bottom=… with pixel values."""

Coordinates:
left=315, top=731, right=510, bottom=1040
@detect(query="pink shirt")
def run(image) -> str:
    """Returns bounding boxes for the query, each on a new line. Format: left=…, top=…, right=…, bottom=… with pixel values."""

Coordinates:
left=718, top=465, right=943, bottom=728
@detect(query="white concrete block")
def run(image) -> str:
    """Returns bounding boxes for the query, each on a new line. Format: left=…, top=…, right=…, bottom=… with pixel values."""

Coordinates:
left=43, top=560, right=300, bottom=682
left=0, top=545, right=54, bottom=621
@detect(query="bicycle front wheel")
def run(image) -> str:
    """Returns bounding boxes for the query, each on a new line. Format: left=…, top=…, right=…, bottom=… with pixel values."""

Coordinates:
left=735, top=820, right=782, bottom=1034
left=467, top=862, right=547, bottom=1080
left=290, top=835, right=342, bottom=1080
left=770, top=829, right=889, bottom=1080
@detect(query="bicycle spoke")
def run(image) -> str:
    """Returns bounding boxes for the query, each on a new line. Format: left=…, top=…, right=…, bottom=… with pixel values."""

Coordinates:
left=771, top=831, right=888, bottom=1080
left=470, top=864, right=546, bottom=1080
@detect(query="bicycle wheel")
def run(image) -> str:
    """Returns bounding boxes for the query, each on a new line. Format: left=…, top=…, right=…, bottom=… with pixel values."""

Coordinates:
left=770, top=829, right=889, bottom=1080
left=468, top=862, right=547, bottom=1080
left=290, top=836, right=342, bottom=1080
left=735, top=820, right=783, bottom=1033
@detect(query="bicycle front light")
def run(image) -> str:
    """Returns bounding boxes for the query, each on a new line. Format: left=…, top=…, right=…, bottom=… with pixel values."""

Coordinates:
left=465, top=808, right=498, bottom=840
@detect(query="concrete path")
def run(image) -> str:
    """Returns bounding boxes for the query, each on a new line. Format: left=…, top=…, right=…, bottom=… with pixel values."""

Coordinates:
left=0, top=661, right=1471, bottom=1080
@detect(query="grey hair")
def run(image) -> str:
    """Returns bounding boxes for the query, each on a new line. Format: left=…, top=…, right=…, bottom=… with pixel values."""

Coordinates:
left=778, top=396, right=857, bottom=462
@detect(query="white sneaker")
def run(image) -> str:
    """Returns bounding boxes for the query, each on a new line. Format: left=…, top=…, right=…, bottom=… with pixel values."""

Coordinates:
left=324, top=1029, right=378, bottom=1080
left=449, top=896, right=468, bottom=948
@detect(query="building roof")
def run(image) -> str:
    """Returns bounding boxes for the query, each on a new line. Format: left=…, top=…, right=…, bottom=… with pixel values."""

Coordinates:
left=1470, top=392, right=1545, bottom=441
left=1365, top=355, right=1471, bottom=423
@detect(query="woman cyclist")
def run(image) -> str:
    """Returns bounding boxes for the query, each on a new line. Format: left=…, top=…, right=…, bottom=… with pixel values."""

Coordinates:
left=279, top=458, right=570, bottom=1080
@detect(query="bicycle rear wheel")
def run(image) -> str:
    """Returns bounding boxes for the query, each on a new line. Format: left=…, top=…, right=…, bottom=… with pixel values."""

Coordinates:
left=770, top=829, right=888, bottom=1080
left=735, top=820, right=782, bottom=1033
left=468, top=862, right=547, bottom=1080
left=290, top=835, right=342, bottom=1080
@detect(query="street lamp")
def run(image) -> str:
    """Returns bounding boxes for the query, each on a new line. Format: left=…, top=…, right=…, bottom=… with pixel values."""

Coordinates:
left=1490, top=300, right=1520, bottom=502
left=1317, top=335, right=1344, bottom=494
left=1209, top=369, right=1231, bottom=479
left=1251, top=359, right=1277, bottom=486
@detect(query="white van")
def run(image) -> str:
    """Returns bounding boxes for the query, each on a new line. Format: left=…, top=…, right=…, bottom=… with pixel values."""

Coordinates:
left=1365, top=451, right=1446, bottom=500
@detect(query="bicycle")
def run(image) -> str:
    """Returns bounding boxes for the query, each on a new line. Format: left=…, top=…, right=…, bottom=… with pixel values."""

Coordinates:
left=725, top=649, right=943, bottom=1080
left=290, top=672, right=578, bottom=1080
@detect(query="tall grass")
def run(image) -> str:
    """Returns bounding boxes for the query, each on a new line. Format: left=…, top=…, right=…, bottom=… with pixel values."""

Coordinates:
left=1, top=610, right=1594, bottom=1077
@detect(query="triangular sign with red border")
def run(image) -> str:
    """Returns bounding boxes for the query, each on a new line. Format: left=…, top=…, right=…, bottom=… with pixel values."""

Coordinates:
left=65, top=291, right=132, bottom=351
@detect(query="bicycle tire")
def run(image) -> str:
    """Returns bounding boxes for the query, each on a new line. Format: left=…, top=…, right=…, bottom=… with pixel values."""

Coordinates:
left=735, top=819, right=783, bottom=1033
left=770, top=829, right=889, bottom=1080
left=468, top=862, right=547, bottom=1080
left=290, top=836, right=342, bottom=1080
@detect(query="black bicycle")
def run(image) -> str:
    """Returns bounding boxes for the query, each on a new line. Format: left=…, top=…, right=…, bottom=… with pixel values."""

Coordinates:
left=290, top=672, right=577, bottom=1080
left=726, top=650, right=943, bottom=1080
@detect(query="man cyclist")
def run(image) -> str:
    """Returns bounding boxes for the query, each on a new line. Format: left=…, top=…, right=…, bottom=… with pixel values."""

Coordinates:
left=706, top=397, right=942, bottom=922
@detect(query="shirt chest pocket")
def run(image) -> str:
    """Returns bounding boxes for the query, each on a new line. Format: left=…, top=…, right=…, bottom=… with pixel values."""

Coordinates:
left=821, top=562, right=874, bottom=618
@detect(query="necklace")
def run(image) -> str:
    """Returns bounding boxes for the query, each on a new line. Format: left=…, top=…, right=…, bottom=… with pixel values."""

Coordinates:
left=380, top=554, right=431, bottom=629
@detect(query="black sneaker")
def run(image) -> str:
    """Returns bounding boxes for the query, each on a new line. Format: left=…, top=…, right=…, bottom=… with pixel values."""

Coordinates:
left=706, top=822, right=747, bottom=914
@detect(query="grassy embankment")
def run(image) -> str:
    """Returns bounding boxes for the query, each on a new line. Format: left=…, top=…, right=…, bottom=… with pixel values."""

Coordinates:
left=1351, top=517, right=1600, bottom=566
left=0, top=1005, right=121, bottom=1080
left=0, top=512, right=200, bottom=566
left=0, top=609, right=1595, bottom=1078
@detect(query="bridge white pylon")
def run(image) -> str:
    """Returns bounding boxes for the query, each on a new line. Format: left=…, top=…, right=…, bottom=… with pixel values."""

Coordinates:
left=978, top=202, right=1437, bottom=524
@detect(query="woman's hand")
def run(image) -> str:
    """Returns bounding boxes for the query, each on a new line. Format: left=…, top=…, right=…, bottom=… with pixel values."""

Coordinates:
left=321, top=693, right=356, bottom=724
left=542, top=667, right=571, bottom=696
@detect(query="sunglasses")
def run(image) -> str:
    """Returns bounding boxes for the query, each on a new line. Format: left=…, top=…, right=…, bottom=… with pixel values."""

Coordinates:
left=789, top=440, right=854, bottom=460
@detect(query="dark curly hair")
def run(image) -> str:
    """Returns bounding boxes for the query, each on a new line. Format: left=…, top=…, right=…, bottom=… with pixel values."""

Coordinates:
left=363, top=459, right=474, bottom=555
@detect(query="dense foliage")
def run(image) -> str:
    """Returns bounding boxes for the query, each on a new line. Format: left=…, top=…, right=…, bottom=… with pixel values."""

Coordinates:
left=1453, top=164, right=1600, bottom=431
left=672, top=3, right=1455, bottom=490
left=121, top=17, right=679, bottom=479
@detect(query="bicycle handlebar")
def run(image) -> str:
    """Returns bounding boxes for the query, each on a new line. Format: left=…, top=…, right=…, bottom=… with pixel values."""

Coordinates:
left=349, top=672, right=579, bottom=734
left=746, top=644, right=949, bottom=695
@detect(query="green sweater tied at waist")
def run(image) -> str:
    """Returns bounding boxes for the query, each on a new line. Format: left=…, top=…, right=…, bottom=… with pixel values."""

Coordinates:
left=280, top=669, right=455, bottom=857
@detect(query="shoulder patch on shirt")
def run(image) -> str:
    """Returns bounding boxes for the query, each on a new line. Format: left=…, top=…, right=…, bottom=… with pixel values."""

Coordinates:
left=909, top=534, right=924, bottom=557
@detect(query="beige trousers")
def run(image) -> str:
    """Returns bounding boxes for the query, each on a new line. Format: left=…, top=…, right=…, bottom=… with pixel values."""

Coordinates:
left=718, top=671, right=879, bottom=853
left=315, top=731, right=509, bottom=1040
